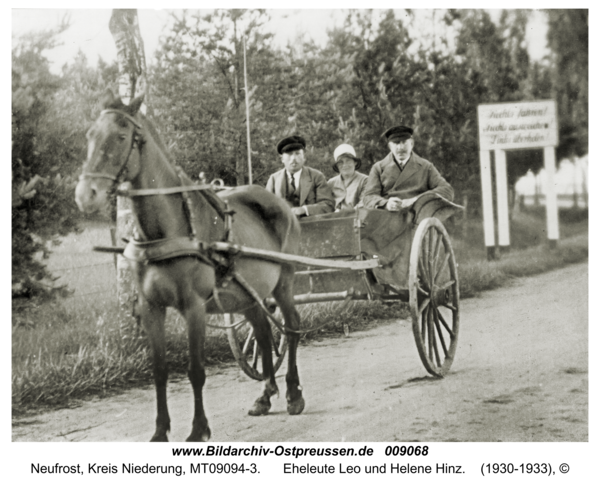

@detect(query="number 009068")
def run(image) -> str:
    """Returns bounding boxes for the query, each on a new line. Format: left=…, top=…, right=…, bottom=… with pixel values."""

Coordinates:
left=385, top=446, right=429, bottom=456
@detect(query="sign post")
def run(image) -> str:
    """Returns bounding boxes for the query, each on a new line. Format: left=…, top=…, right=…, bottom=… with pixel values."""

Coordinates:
left=494, top=149, right=510, bottom=249
left=544, top=146, right=560, bottom=247
left=479, top=150, right=496, bottom=260
left=477, top=100, right=559, bottom=258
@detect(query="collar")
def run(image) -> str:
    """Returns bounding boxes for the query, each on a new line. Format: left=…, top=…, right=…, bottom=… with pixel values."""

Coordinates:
left=393, top=153, right=411, bottom=167
left=286, top=168, right=303, bottom=186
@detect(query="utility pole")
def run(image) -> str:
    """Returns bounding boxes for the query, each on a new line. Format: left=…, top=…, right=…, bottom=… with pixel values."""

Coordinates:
left=243, top=36, right=252, bottom=185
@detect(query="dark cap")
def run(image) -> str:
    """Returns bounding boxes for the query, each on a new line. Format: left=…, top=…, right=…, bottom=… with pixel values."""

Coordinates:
left=383, top=125, right=414, bottom=143
left=277, top=135, right=306, bottom=154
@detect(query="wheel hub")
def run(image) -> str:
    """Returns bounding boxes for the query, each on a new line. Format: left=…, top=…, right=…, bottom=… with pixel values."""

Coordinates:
left=431, top=286, right=449, bottom=307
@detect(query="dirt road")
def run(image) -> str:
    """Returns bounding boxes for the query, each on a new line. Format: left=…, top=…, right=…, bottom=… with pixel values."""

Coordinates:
left=13, top=263, right=588, bottom=442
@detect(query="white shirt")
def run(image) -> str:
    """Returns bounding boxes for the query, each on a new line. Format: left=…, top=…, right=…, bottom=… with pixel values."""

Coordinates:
left=285, top=168, right=303, bottom=189
left=285, top=168, right=309, bottom=216
left=395, top=155, right=410, bottom=168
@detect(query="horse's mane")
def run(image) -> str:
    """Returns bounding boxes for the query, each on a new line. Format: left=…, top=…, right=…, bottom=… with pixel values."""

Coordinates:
left=139, top=113, right=175, bottom=166
left=141, top=117, right=228, bottom=218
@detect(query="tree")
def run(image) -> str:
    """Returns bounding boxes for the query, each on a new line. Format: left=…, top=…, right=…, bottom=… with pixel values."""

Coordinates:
left=12, top=23, right=80, bottom=299
left=545, top=9, right=588, bottom=160
left=12, top=21, right=120, bottom=301
left=151, top=9, right=286, bottom=186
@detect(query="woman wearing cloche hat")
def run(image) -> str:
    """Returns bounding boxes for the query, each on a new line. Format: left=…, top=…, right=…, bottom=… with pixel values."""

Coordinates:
left=327, top=143, right=369, bottom=211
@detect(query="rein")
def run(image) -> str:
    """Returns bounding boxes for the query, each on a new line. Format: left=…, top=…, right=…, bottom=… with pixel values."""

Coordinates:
left=116, top=182, right=228, bottom=198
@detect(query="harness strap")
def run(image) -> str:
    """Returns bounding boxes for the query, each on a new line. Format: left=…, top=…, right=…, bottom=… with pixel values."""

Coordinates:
left=101, top=109, right=142, bottom=128
left=116, top=184, right=218, bottom=197
left=123, top=237, right=214, bottom=267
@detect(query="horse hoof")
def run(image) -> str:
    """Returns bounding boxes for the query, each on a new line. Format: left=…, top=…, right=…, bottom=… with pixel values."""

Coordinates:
left=248, top=398, right=271, bottom=416
left=150, top=434, right=169, bottom=442
left=186, top=428, right=211, bottom=442
left=287, top=396, right=305, bottom=415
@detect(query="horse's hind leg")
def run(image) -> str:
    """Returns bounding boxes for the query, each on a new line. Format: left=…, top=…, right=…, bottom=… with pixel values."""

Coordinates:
left=244, top=304, right=279, bottom=416
left=182, top=297, right=211, bottom=442
left=139, top=299, right=171, bottom=441
left=272, top=264, right=305, bottom=415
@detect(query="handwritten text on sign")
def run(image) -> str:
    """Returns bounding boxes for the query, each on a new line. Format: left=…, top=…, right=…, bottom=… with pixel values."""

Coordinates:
left=477, top=100, right=558, bottom=150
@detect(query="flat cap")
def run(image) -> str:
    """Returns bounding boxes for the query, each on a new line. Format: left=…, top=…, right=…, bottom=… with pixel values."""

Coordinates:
left=277, top=135, right=306, bottom=154
left=383, top=125, right=414, bottom=143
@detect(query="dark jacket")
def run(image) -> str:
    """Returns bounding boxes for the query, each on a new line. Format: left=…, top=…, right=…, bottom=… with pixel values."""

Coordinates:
left=362, top=152, right=453, bottom=209
left=265, top=166, right=335, bottom=215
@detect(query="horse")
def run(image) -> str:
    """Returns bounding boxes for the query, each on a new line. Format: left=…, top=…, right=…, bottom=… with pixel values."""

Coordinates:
left=75, top=90, right=305, bottom=441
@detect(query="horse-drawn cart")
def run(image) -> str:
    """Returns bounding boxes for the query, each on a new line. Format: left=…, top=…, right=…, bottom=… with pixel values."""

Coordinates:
left=224, top=192, right=463, bottom=380
left=80, top=102, right=462, bottom=440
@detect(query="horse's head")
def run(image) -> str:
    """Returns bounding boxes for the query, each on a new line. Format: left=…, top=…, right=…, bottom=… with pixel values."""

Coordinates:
left=75, top=90, right=145, bottom=213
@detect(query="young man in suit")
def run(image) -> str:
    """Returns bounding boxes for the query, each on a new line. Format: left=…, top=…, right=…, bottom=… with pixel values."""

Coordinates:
left=265, top=135, right=334, bottom=217
left=362, top=126, right=453, bottom=211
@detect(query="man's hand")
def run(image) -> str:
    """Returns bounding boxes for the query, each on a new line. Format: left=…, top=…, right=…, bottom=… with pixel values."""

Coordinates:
left=385, top=197, right=403, bottom=212
left=291, top=206, right=308, bottom=217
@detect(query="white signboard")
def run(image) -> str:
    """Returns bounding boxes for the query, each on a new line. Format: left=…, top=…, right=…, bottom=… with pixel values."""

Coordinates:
left=478, top=100, right=558, bottom=150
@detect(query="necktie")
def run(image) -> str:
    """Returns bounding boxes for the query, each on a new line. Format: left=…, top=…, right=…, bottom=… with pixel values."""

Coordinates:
left=393, top=158, right=404, bottom=173
left=290, top=174, right=296, bottom=192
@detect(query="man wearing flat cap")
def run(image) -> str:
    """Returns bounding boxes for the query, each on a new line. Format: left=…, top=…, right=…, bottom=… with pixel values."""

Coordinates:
left=362, top=125, right=453, bottom=211
left=327, top=143, right=369, bottom=211
left=266, top=135, right=334, bottom=217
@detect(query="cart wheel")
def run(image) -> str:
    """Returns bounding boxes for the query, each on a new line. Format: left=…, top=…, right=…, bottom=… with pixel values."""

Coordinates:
left=226, top=310, right=288, bottom=381
left=409, top=217, right=460, bottom=377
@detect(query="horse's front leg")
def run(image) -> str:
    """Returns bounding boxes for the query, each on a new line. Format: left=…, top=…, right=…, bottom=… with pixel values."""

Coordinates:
left=244, top=305, right=279, bottom=416
left=182, top=297, right=211, bottom=442
left=139, top=298, right=170, bottom=441
left=272, top=264, right=305, bottom=415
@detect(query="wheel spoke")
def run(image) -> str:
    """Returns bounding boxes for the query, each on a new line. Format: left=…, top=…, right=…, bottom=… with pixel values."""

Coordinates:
left=438, top=279, right=456, bottom=291
left=429, top=230, right=441, bottom=282
left=432, top=307, right=449, bottom=357
left=421, top=307, right=427, bottom=343
left=233, top=317, right=248, bottom=329
left=432, top=230, right=443, bottom=271
left=242, top=326, right=254, bottom=355
left=419, top=250, right=430, bottom=284
left=427, top=230, right=436, bottom=283
left=433, top=251, right=451, bottom=285
left=251, top=340, right=259, bottom=370
left=430, top=311, right=442, bottom=368
left=418, top=297, right=431, bottom=315
left=436, top=309, right=455, bottom=338
left=427, top=307, right=435, bottom=364
left=442, top=302, right=457, bottom=312
left=417, top=285, right=429, bottom=297
left=271, top=329, right=281, bottom=357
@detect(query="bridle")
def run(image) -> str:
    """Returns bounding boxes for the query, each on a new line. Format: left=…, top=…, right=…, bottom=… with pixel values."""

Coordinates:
left=78, top=108, right=229, bottom=202
left=79, top=109, right=143, bottom=185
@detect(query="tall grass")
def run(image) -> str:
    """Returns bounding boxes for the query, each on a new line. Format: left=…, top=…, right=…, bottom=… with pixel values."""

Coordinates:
left=12, top=209, right=588, bottom=414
